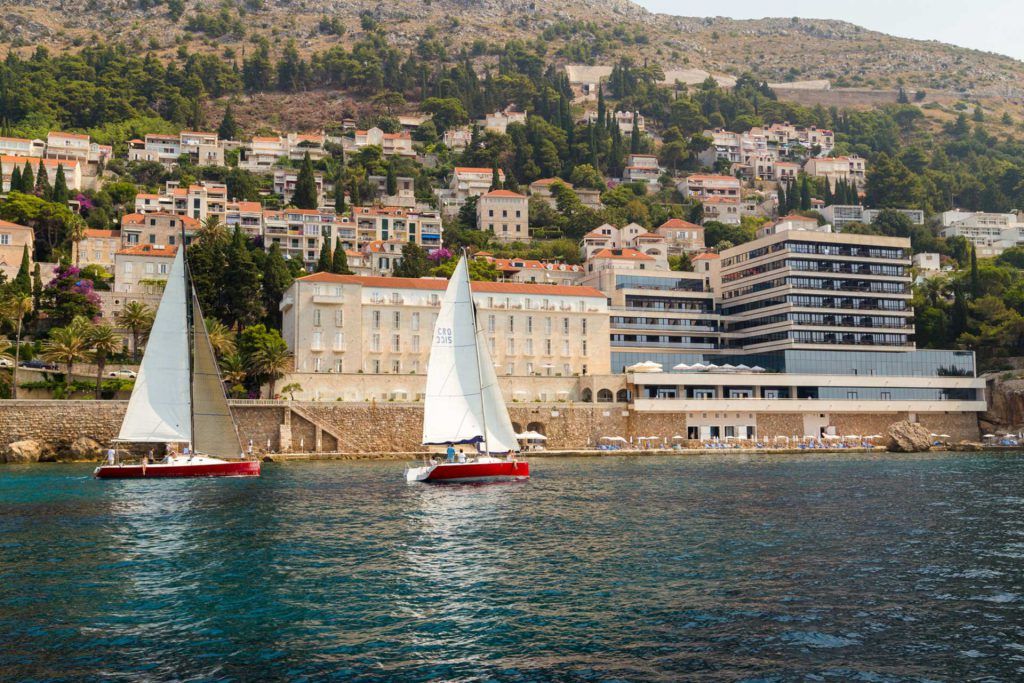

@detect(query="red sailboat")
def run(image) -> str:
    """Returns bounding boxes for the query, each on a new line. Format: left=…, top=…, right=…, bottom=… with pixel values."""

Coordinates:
left=94, top=244, right=259, bottom=479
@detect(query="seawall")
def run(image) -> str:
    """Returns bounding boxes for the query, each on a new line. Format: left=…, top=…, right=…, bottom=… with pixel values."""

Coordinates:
left=0, top=400, right=979, bottom=459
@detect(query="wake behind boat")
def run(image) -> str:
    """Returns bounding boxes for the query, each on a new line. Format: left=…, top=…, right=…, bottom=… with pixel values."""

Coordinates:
left=405, top=255, right=529, bottom=483
left=95, top=242, right=259, bottom=479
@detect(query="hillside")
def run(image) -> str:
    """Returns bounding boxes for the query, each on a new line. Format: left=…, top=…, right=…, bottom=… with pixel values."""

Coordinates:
left=2, top=0, right=1023, bottom=103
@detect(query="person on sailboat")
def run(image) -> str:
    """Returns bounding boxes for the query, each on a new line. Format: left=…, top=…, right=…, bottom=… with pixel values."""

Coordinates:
left=457, top=448, right=466, bottom=463
left=446, top=443, right=456, bottom=462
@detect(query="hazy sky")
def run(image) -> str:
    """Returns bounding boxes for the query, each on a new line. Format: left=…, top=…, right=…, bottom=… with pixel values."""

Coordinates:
left=634, top=0, right=1024, bottom=61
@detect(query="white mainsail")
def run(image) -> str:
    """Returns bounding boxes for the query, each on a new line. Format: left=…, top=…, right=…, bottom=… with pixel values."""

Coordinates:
left=117, top=248, right=192, bottom=443
left=422, top=256, right=519, bottom=453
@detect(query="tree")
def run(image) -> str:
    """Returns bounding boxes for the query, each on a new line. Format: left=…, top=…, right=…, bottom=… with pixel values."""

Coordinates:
left=116, top=300, right=154, bottom=362
left=430, top=257, right=499, bottom=281
left=35, top=159, right=52, bottom=200
left=12, top=245, right=31, bottom=294
left=331, top=240, right=352, bottom=275
left=420, top=97, right=469, bottom=133
left=205, top=317, right=236, bottom=357
left=315, top=241, right=332, bottom=272
left=262, top=243, right=294, bottom=328
left=291, top=152, right=318, bottom=209
left=88, top=323, right=121, bottom=399
left=41, top=264, right=101, bottom=327
left=219, top=352, right=248, bottom=393
left=41, top=318, right=91, bottom=386
left=246, top=333, right=292, bottom=398
left=222, top=227, right=263, bottom=329
left=2, top=294, right=33, bottom=399
left=280, top=382, right=303, bottom=400
left=218, top=103, right=240, bottom=141
left=799, top=175, right=811, bottom=211
left=334, top=175, right=346, bottom=213
left=10, top=166, right=21, bottom=195
left=21, top=161, right=34, bottom=194
left=52, top=164, right=69, bottom=204
left=392, top=243, right=431, bottom=278
left=970, top=245, right=980, bottom=299
left=385, top=161, right=398, bottom=196
left=864, top=152, right=921, bottom=209
left=569, top=164, right=604, bottom=191
left=68, top=214, right=87, bottom=267
left=629, top=113, right=641, bottom=154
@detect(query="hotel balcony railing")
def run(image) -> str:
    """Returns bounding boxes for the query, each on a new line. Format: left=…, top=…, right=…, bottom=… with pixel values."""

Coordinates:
left=613, top=340, right=718, bottom=349
left=612, top=321, right=718, bottom=332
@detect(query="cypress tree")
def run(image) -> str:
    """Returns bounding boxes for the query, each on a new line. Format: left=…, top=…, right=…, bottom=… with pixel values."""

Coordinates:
left=315, top=241, right=331, bottom=272
left=799, top=175, right=811, bottom=210
left=10, top=165, right=21, bottom=193
left=20, top=161, right=33, bottom=193
left=970, top=245, right=980, bottom=299
left=385, top=161, right=398, bottom=196
left=291, top=151, right=318, bottom=209
left=334, top=180, right=346, bottom=213
left=777, top=183, right=787, bottom=216
left=349, top=176, right=362, bottom=206
left=490, top=163, right=501, bottom=191
left=596, top=83, right=606, bottom=125
left=331, top=239, right=352, bottom=275
left=52, top=164, right=69, bottom=204
left=824, top=178, right=833, bottom=205
left=261, top=242, right=293, bottom=329
left=629, top=113, right=641, bottom=154
left=13, top=245, right=31, bottom=294
left=218, top=103, right=240, bottom=141
left=35, top=159, right=51, bottom=199
left=32, top=263, right=42, bottom=310
left=223, top=227, right=262, bottom=328
left=950, top=284, right=968, bottom=343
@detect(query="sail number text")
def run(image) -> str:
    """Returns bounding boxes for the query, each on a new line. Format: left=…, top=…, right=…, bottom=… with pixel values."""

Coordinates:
left=434, top=327, right=453, bottom=345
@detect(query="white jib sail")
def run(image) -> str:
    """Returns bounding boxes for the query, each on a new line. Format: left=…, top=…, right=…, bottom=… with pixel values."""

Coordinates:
left=117, top=248, right=192, bottom=443
left=422, top=256, right=490, bottom=448
left=475, top=324, right=520, bottom=454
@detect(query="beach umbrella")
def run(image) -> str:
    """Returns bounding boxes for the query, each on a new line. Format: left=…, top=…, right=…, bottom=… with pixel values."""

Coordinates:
left=627, top=360, right=664, bottom=373
left=672, top=435, right=684, bottom=440
left=673, top=363, right=692, bottom=371
left=751, top=365, right=766, bottom=372
left=983, top=433, right=996, bottom=438
left=939, top=434, right=951, bottom=438
left=735, top=364, right=751, bottom=371
left=690, top=362, right=706, bottom=370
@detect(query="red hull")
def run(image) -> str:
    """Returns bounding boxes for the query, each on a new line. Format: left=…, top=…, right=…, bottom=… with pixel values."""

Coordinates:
left=425, top=460, right=529, bottom=482
left=94, top=460, right=261, bottom=479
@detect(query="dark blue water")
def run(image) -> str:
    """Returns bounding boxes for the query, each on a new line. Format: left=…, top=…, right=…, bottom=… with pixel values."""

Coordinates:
left=2, top=453, right=1024, bottom=682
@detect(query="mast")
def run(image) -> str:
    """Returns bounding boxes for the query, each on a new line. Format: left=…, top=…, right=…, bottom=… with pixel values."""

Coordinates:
left=183, top=222, right=195, bottom=451
left=465, top=251, right=489, bottom=455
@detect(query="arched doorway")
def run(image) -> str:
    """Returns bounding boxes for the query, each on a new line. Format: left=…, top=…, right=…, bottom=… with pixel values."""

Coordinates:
left=512, top=422, right=523, bottom=434
left=616, top=389, right=630, bottom=403
left=581, top=388, right=593, bottom=402
left=526, top=421, right=545, bottom=434
left=597, top=389, right=613, bottom=403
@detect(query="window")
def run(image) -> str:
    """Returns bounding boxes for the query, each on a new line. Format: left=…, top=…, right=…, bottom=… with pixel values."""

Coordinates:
left=391, top=360, right=401, bottom=373
left=412, top=335, right=420, bottom=352
left=411, top=360, right=419, bottom=373
left=333, top=332, right=344, bottom=350
left=582, top=319, right=587, bottom=335
left=145, top=263, right=154, bottom=274
left=488, top=314, right=495, bottom=333
left=562, top=340, right=569, bottom=355
left=392, top=334, right=401, bottom=352
left=562, top=318, right=569, bottom=334
left=392, top=311, right=401, bottom=329
left=159, top=263, right=167, bottom=275
left=0, top=234, right=9, bottom=245
left=313, top=309, right=321, bottom=326
left=371, top=334, right=381, bottom=352
left=334, top=310, right=343, bottom=326
left=881, top=391, right=891, bottom=400
left=506, top=338, right=514, bottom=355
left=544, top=318, right=552, bottom=335
left=124, top=262, right=133, bottom=273
left=847, top=391, right=858, bottom=400
left=489, top=337, right=496, bottom=353
left=149, top=234, right=156, bottom=244
left=411, top=312, right=420, bottom=331
left=563, top=363, right=570, bottom=375
left=581, top=340, right=587, bottom=355
left=544, top=339, right=552, bottom=355
left=526, top=362, right=534, bottom=375
left=335, top=359, right=343, bottom=372
left=506, top=363, right=514, bottom=375
left=525, top=339, right=533, bottom=355
left=312, top=332, right=322, bottom=349
left=527, top=316, right=533, bottom=333
left=372, top=311, right=381, bottom=329
left=508, top=316, right=514, bottom=333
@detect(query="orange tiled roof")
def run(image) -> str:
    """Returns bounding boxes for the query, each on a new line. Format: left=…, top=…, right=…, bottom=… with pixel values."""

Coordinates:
left=116, top=244, right=179, bottom=257
left=692, top=253, right=720, bottom=261
left=49, top=131, right=89, bottom=140
left=454, top=166, right=503, bottom=175
left=121, top=212, right=199, bottom=227
left=530, top=178, right=573, bottom=188
left=0, top=219, right=32, bottom=231
left=686, top=173, right=739, bottom=183
left=83, top=229, right=119, bottom=238
left=481, top=189, right=526, bottom=198
left=297, top=273, right=605, bottom=298
left=658, top=218, right=702, bottom=230
left=591, top=248, right=654, bottom=261
left=1, top=155, right=79, bottom=169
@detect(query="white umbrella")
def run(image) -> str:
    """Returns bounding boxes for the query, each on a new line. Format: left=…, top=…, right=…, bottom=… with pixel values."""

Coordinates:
left=983, top=433, right=996, bottom=438
left=735, top=364, right=751, bottom=371
left=751, top=365, right=766, bottom=373
left=672, top=435, right=685, bottom=440
left=673, top=363, right=692, bottom=371
left=939, top=434, right=951, bottom=438
left=601, top=436, right=627, bottom=442
left=517, top=431, right=547, bottom=440
left=627, top=361, right=663, bottom=373
left=705, top=363, right=719, bottom=371
left=719, top=364, right=736, bottom=372
left=690, top=362, right=707, bottom=370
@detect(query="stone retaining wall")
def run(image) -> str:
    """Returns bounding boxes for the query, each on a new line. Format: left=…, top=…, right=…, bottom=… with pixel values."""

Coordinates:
left=0, top=400, right=980, bottom=458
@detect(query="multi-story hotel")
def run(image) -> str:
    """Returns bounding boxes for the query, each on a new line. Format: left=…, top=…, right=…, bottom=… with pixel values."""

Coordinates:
left=280, top=274, right=610, bottom=379
left=717, top=223, right=913, bottom=353
left=350, top=207, right=443, bottom=250
left=0, top=219, right=33, bottom=281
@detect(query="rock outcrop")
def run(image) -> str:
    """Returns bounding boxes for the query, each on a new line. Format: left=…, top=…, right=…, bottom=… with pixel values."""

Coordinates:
left=2, top=439, right=45, bottom=463
left=885, top=421, right=933, bottom=453
left=67, top=436, right=103, bottom=461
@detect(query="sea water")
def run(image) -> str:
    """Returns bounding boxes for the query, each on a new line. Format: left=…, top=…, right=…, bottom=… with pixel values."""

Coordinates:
left=1, top=452, right=1023, bottom=681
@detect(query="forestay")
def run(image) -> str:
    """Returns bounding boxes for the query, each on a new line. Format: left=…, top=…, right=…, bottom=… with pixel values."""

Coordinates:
left=191, top=294, right=244, bottom=459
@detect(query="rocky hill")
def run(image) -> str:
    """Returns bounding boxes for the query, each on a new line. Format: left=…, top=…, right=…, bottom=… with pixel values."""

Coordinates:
left=2, top=0, right=1022, bottom=101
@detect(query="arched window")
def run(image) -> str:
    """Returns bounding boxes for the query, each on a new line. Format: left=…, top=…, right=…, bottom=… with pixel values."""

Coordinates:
left=616, top=389, right=630, bottom=403
left=512, top=422, right=523, bottom=434
left=597, top=389, right=613, bottom=403
left=526, top=421, right=545, bottom=435
left=581, top=388, right=593, bottom=402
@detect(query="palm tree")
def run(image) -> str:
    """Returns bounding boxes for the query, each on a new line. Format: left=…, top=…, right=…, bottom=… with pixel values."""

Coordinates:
left=246, top=337, right=293, bottom=399
left=198, top=215, right=229, bottom=244
left=219, top=352, right=248, bottom=392
left=2, top=294, right=33, bottom=399
left=41, top=322, right=92, bottom=386
left=116, top=300, right=155, bottom=362
left=88, top=323, right=122, bottom=399
left=205, top=317, right=236, bottom=357
left=68, top=214, right=88, bottom=267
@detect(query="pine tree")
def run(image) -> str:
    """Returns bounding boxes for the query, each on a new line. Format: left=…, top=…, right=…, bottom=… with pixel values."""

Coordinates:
left=490, top=163, right=502, bottom=191
left=315, top=241, right=332, bottom=272
left=392, top=243, right=431, bottom=278
left=291, top=151, right=318, bottom=209
left=331, top=240, right=352, bottom=275
left=385, top=161, right=398, bottom=196
left=218, top=103, right=240, bottom=141
left=13, top=245, right=31, bottom=294
left=10, top=165, right=21, bottom=193
left=20, top=161, right=33, bottom=193
left=52, top=164, right=69, bottom=204
left=223, top=227, right=262, bottom=328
